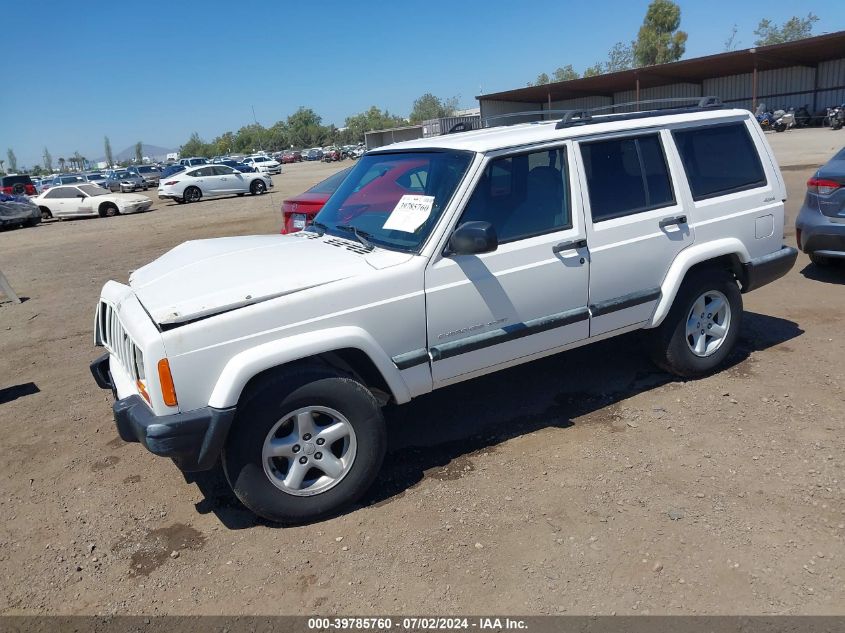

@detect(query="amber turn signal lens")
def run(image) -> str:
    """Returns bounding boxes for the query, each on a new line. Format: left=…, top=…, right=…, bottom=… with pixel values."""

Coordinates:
left=136, top=380, right=150, bottom=404
left=157, top=358, right=178, bottom=407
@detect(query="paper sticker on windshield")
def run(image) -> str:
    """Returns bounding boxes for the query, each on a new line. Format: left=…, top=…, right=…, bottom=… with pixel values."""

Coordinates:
left=383, top=195, right=435, bottom=233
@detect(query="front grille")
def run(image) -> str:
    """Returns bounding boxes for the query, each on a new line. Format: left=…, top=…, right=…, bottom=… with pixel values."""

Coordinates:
left=97, top=301, right=141, bottom=381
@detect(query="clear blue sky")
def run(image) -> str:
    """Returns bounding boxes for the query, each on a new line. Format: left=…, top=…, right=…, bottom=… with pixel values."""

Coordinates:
left=1, top=1, right=841, bottom=168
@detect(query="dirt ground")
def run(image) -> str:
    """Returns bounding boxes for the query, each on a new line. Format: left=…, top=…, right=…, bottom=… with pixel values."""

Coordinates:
left=0, top=136, right=843, bottom=616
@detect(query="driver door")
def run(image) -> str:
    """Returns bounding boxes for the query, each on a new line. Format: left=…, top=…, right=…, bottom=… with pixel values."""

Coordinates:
left=424, top=143, right=591, bottom=387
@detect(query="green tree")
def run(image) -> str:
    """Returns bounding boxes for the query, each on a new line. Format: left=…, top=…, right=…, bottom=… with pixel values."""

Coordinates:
left=180, top=132, right=213, bottom=158
left=583, top=63, right=604, bottom=77
left=531, top=73, right=550, bottom=86
left=104, top=136, right=114, bottom=167
left=30, top=165, right=44, bottom=176
left=58, top=157, right=65, bottom=172
left=6, top=149, right=17, bottom=172
left=343, top=106, right=407, bottom=143
left=409, top=93, right=458, bottom=123
left=72, top=151, right=83, bottom=172
left=633, top=0, right=687, bottom=66
left=232, top=123, right=267, bottom=153
left=135, top=142, right=143, bottom=163
left=754, top=13, right=818, bottom=45
left=724, top=24, right=740, bottom=51
left=43, top=147, right=53, bottom=172
left=285, top=107, right=330, bottom=147
left=606, top=41, right=636, bottom=71
left=552, top=65, right=579, bottom=82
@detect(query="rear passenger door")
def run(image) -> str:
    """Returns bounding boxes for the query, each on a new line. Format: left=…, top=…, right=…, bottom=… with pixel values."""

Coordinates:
left=576, top=131, right=693, bottom=337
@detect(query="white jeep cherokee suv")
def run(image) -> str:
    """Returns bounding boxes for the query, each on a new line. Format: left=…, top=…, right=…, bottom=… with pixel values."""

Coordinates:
left=90, top=99, right=797, bottom=523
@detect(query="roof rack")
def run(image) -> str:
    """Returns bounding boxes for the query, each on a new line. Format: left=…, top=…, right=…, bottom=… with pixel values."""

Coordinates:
left=480, top=109, right=580, bottom=127
left=554, top=96, right=723, bottom=129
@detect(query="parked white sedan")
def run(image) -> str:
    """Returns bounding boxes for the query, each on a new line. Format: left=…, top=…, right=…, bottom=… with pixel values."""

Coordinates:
left=243, top=155, right=282, bottom=175
left=34, top=184, right=153, bottom=219
left=158, top=164, right=273, bottom=204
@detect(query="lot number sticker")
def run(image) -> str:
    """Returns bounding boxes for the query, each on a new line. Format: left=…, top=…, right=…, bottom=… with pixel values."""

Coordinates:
left=383, top=195, right=435, bottom=233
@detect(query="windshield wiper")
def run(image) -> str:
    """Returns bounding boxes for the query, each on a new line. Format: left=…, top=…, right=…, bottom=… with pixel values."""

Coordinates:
left=336, top=224, right=374, bottom=250
left=309, top=220, right=329, bottom=236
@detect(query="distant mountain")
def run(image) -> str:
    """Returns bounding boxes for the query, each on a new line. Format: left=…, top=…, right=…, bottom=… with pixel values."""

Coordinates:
left=95, top=143, right=176, bottom=163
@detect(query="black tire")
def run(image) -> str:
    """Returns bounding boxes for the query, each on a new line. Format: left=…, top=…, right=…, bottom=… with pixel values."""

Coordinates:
left=250, top=180, right=267, bottom=195
left=183, top=186, right=201, bottom=203
left=39, top=207, right=52, bottom=220
left=222, top=366, right=386, bottom=524
left=237, top=193, right=245, bottom=197
left=99, top=203, right=119, bottom=218
left=25, top=216, right=41, bottom=227
left=809, top=253, right=834, bottom=267
left=645, top=268, right=742, bottom=378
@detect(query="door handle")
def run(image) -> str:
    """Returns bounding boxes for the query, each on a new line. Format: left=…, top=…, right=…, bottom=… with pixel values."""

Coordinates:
left=658, top=215, right=687, bottom=229
left=552, top=238, right=588, bottom=254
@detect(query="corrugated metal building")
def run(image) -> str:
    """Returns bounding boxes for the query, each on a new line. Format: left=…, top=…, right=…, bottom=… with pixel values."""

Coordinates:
left=477, top=31, right=845, bottom=124
left=365, top=115, right=482, bottom=149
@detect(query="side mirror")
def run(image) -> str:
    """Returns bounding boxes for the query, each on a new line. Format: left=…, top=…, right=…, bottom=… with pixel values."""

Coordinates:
left=447, top=221, right=498, bottom=256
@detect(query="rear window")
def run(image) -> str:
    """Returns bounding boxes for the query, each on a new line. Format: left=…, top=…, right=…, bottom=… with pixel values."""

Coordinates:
left=1, top=175, right=33, bottom=186
left=137, top=166, right=158, bottom=173
left=672, top=123, right=766, bottom=200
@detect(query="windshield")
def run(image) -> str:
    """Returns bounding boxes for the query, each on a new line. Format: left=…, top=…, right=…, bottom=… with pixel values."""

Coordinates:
left=115, top=171, right=131, bottom=178
left=312, top=151, right=473, bottom=252
left=137, top=166, right=158, bottom=173
left=78, top=185, right=109, bottom=196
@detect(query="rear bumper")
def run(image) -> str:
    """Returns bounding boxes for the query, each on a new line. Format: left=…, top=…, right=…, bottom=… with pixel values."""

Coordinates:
left=739, top=245, right=798, bottom=292
left=90, top=353, right=236, bottom=472
left=796, top=209, right=845, bottom=257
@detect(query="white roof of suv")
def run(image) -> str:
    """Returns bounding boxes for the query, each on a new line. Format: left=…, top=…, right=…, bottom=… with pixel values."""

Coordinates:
left=372, top=108, right=751, bottom=154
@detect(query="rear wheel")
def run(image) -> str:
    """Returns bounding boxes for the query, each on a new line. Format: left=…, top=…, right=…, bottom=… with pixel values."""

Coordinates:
left=645, top=269, right=742, bottom=377
left=250, top=180, right=267, bottom=195
left=222, top=366, right=386, bottom=524
left=183, top=187, right=201, bottom=203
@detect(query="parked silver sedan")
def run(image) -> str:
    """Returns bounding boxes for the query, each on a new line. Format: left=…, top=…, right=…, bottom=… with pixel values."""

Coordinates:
left=103, top=169, right=148, bottom=193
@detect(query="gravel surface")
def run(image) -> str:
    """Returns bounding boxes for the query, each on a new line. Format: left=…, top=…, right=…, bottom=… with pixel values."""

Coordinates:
left=0, top=145, right=843, bottom=615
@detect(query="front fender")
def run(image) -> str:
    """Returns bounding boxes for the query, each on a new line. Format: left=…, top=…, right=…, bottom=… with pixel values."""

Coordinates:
left=649, top=238, right=751, bottom=328
left=206, top=326, right=411, bottom=409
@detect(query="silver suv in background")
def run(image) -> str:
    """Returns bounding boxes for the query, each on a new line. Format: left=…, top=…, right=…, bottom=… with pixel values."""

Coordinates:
left=129, top=165, right=162, bottom=188
left=104, top=169, right=148, bottom=192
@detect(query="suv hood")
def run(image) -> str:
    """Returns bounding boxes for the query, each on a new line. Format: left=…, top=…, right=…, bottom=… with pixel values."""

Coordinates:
left=129, top=234, right=411, bottom=326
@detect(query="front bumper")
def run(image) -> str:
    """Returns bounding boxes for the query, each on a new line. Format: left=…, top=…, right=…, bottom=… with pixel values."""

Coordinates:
left=90, top=353, right=236, bottom=472
left=739, top=245, right=798, bottom=292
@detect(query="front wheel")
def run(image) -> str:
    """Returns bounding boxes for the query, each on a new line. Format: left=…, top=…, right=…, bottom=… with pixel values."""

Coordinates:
left=250, top=180, right=267, bottom=195
left=645, top=269, right=742, bottom=377
left=222, top=367, right=386, bottom=524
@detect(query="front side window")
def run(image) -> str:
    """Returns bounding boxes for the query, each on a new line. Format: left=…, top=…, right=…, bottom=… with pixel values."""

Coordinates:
left=459, top=147, right=571, bottom=243
left=580, top=134, right=675, bottom=222
left=213, top=165, right=235, bottom=175
left=672, top=123, right=766, bottom=200
left=313, top=151, right=473, bottom=252
left=78, top=184, right=108, bottom=196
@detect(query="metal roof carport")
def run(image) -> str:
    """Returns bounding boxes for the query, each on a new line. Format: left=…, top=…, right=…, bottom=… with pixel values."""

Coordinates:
left=477, top=31, right=845, bottom=122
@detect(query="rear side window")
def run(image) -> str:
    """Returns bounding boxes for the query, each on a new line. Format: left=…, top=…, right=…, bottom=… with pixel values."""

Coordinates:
left=580, top=134, right=675, bottom=222
left=673, top=123, right=766, bottom=200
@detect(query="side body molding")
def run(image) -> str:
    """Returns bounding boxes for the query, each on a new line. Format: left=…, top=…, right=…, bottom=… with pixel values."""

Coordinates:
left=648, top=237, right=751, bottom=328
left=207, top=326, right=412, bottom=409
